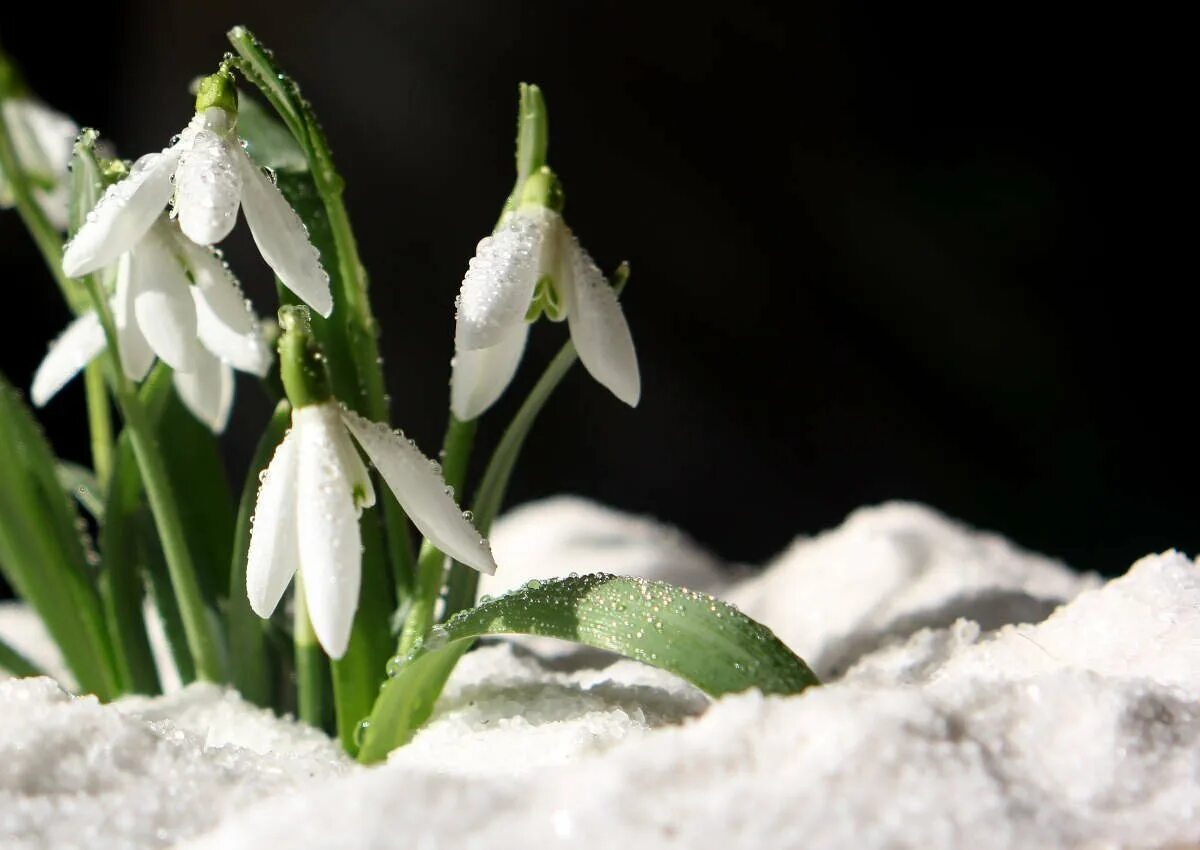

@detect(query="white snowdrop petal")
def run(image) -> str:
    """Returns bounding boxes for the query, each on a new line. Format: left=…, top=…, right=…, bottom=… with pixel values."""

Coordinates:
left=179, top=238, right=272, bottom=376
left=331, top=417, right=375, bottom=511
left=20, top=100, right=78, bottom=178
left=295, top=404, right=364, bottom=659
left=62, top=146, right=181, bottom=277
left=130, top=231, right=200, bottom=371
left=236, top=148, right=333, bottom=318
left=246, top=426, right=301, bottom=619
left=2, top=101, right=47, bottom=178
left=454, top=208, right=551, bottom=351
left=175, top=125, right=242, bottom=246
left=561, top=229, right=641, bottom=407
left=113, top=253, right=156, bottom=382
left=172, top=347, right=235, bottom=434
left=450, top=321, right=529, bottom=421
left=340, top=407, right=497, bottom=575
left=34, top=184, right=72, bottom=231
left=30, top=311, right=106, bottom=407
left=6, top=99, right=77, bottom=230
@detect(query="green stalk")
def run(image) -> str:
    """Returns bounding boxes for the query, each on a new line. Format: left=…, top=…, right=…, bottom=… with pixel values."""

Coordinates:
left=83, top=364, right=114, bottom=488
left=79, top=283, right=227, bottom=682
left=442, top=343, right=578, bottom=619
left=293, top=573, right=327, bottom=728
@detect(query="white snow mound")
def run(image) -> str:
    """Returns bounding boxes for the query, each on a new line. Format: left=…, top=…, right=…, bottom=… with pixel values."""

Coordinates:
left=2, top=499, right=1196, bottom=850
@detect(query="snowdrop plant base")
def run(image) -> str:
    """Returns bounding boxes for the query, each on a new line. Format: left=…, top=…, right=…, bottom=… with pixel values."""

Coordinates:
left=0, top=26, right=816, bottom=769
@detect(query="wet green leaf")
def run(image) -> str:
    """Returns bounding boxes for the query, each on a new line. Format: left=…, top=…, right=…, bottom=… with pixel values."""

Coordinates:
left=359, top=573, right=817, bottom=762
left=0, top=373, right=119, bottom=698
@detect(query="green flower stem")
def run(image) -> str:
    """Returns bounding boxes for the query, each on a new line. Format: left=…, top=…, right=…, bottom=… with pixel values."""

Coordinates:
left=83, top=364, right=114, bottom=488
left=293, top=573, right=326, bottom=728
left=442, top=343, right=577, bottom=619
left=78, top=279, right=226, bottom=683
left=0, top=100, right=113, bottom=491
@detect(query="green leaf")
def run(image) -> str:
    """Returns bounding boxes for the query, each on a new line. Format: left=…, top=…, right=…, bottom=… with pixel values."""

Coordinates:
left=0, top=633, right=45, bottom=678
left=226, top=400, right=291, bottom=707
left=0, top=373, right=120, bottom=699
left=98, top=435, right=163, bottom=695
left=358, top=573, right=818, bottom=762
left=238, top=93, right=308, bottom=173
left=153, top=374, right=235, bottom=604
left=100, top=366, right=235, bottom=689
left=57, top=461, right=105, bottom=521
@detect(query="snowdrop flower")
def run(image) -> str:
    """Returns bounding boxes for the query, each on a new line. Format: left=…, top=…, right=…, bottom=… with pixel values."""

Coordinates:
left=32, top=218, right=272, bottom=432
left=247, top=308, right=497, bottom=658
left=60, top=71, right=332, bottom=317
left=451, top=167, right=640, bottom=420
left=0, top=74, right=77, bottom=230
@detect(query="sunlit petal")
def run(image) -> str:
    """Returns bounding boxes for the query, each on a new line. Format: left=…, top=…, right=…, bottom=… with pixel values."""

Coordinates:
left=561, top=228, right=640, bottom=407
left=113, top=252, right=155, bottom=382
left=295, top=404, right=363, bottom=658
left=236, top=147, right=332, bottom=318
left=62, top=146, right=181, bottom=277
left=129, top=230, right=199, bottom=371
left=30, top=311, right=106, bottom=406
left=178, top=237, right=271, bottom=376
left=450, top=321, right=529, bottom=421
left=246, top=425, right=301, bottom=618
left=173, top=347, right=235, bottom=434
left=340, top=407, right=497, bottom=575
left=175, top=109, right=243, bottom=245
left=454, top=208, right=550, bottom=351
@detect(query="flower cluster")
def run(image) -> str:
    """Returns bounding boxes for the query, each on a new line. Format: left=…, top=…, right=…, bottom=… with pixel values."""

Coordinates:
left=3, top=50, right=640, bottom=683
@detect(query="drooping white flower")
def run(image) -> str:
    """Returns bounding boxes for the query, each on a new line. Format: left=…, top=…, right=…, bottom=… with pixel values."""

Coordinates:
left=450, top=198, right=640, bottom=421
left=246, top=401, right=497, bottom=658
left=0, top=97, right=77, bottom=230
left=32, top=219, right=272, bottom=432
left=61, top=76, right=331, bottom=318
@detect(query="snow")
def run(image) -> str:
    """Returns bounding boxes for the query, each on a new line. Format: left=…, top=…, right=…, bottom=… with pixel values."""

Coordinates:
left=3, top=498, right=1198, bottom=849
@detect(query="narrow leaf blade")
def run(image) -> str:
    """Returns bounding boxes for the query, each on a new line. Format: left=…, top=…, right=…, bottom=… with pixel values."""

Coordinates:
left=0, top=373, right=119, bottom=698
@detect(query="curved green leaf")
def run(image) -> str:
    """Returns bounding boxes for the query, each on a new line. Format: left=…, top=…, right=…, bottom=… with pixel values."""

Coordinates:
left=358, top=573, right=817, bottom=762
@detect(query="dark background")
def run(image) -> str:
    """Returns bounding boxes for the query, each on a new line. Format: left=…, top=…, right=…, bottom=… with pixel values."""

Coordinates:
left=0, top=2, right=1190, bottom=577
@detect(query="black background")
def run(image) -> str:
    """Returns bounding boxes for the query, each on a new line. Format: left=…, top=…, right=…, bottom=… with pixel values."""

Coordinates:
left=0, top=2, right=1191, bottom=579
